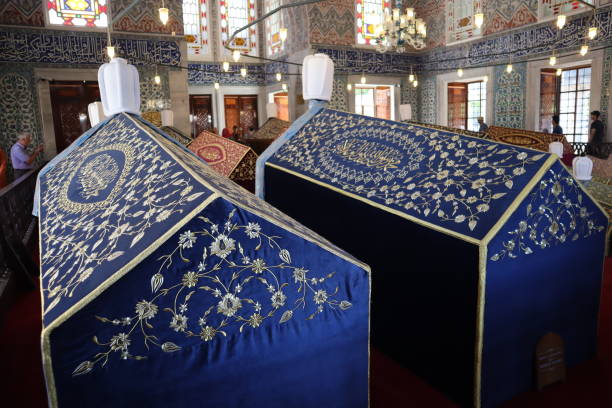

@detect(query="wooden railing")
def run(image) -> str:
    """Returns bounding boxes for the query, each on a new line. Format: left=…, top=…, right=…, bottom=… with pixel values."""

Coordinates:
left=0, top=166, right=42, bottom=291
left=570, top=142, right=612, bottom=156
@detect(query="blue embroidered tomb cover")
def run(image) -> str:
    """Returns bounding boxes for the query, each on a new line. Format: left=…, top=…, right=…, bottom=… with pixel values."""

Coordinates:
left=262, top=108, right=609, bottom=407
left=38, top=113, right=370, bottom=408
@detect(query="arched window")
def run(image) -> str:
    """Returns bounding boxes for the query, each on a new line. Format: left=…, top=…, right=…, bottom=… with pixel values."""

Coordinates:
left=183, top=0, right=210, bottom=59
left=356, top=0, right=389, bottom=45
left=220, top=0, right=258, bottom=56
left=265, top=0, right=283, bottom=57
left=446, top=0, right=482, bottom=44
left=46, top=0, right=108, bottom=27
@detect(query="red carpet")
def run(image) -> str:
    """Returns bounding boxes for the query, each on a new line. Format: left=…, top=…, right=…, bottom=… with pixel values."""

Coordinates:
left=2, top=261, right=612, bottom=407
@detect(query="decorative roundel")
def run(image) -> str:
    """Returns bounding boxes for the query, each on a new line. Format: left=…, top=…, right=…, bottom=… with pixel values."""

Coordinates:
left=59, top=143, right=135, bottom=213
left=197, top=144, right=227, bottom=165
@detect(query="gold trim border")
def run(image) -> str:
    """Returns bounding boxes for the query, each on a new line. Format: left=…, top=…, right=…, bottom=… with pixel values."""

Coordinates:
left=473, top=155, right=556, bottom=408
left=41, top=113, right=372, bottom=406
left=265, top=162, right=481, bottom=245
left=41, top=193, right=220, bottom=408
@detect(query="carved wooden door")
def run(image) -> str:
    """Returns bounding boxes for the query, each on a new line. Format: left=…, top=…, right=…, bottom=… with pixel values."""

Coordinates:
left=49, top=81, right=100, bottom=153
left=224, top=95, right=258, bottom=134
left=189, top=94, right=214, bottom=138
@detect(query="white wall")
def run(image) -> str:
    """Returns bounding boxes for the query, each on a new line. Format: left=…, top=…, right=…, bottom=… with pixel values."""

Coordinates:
left=435, top=67, right=494, bottom=127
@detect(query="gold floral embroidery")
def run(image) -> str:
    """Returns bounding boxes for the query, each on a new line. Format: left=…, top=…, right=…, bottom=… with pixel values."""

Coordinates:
left=58, top=143, right=135, bottom=214
left=490, top=168, right=606, bottom=261
left=72, top=209, right=353, bottom=375
left=272, top=110, right=548, bottom=233
left=41, top=116, right=210, bottom=317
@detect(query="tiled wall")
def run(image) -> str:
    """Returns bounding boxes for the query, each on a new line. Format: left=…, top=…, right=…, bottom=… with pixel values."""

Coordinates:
left=0, top=64, right=43, bottom=171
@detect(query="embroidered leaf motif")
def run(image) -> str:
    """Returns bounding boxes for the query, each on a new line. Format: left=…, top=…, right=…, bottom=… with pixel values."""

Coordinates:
left=505, top=180, right=514, bottom=189
left=468, top=220, right=477, bottom=231
left=279, top=249, right=291, bottom=264
left=130, top=232, right=144, bottom=248
left=339, top=301, right=352, bottom=310
left=186, top=192, right=205, bottom=202
left=72, top=361, right=93, bottom=377
left=107, top=251, right=124, bottom=261
left=151, top=273, right=164, bottom=293
left=279, top=310, right=293, bottom=323
left=161, top=342, right=181, bottom=352
left=492, top=193, right=506, bottom=199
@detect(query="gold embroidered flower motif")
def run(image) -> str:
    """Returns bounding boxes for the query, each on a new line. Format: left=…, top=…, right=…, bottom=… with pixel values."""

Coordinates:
left=182, top=271, right=198, bottom=288
left=490, top=169, right=606, bottom=262
left=135, top=300, right=158, bottom=320
left=272, top=110, right=547, bottom=233
left=75, top=210, right=354, bottom=376
left=217, top=293, right=242, bottom=317
left=210, top=234, right=236, bottom=258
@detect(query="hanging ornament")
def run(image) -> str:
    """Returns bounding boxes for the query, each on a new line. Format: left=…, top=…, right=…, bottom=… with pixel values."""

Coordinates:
left=159, top=1, right=169, bottom=25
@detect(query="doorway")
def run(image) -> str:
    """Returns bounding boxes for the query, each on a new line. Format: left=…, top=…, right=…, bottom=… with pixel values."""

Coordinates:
left=189, top=94, right=214, bottom=138
left=269, top=91, right=289, bottom=121
left=354, top=85, right=393, bottom=120
left=224, top=95, right=258, bottom=134
left=49, top=80, right=100, bottom=153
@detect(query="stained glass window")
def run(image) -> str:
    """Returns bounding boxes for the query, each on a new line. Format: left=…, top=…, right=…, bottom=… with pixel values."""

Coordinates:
left=183, top=0, right=210, bottom=59
left=539, top=0, right=595, bottom=20
left=220, top=0, right=257, bottom=55
left=446, top=0, right=482, bottom=44
left=265, top=0, right=283, bottom=56
left=356, top=0, right=390, bottom=45
left=47, top=0, right=108, bottom=28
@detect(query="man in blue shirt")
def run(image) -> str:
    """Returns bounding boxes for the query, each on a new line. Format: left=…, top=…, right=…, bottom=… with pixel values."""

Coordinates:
left=477, top=117, right=488, bottom=133
left=10, top=132, right=43, bottom=180
left=552, top=115, right=563, bottom=135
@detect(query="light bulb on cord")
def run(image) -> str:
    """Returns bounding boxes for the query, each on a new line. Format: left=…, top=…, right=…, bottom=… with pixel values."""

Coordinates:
left=233, top=50, right=241, bottom=62
left=483, top=75, right=488, bottom=83
left=154, top=74, right=161, bottom=85
left=409, top=74, right=415, bottom=82
left=276, top=72, right=282, bottom=81
left=361, top=74, right=366, bottom=84
left=159, top=0, right=169, bottom=25
left=280, top=28, right=288, bottom=42
left=282, top=83, right=288, bottom=92
left=588, top=26, right=598, bottom=40
left=347, top=83, right=352, bottom=91
left=413, top=80, right=418, bottom=87
left=556, top=68, right=562, bottom=76
left=474, top=13, right=484, bottom=29
left=580, top=44, right=589, bottom=56
left=222, top=61, right=230, bottom=72
left=106, top=46, right=115, bottom=59
left=214, top=82, right=220, bottom=90
left=506, top=64, right=513, bottom=73
left=457, top=68, right=464, bottom=77
left=549, top=55, right=557, bottom=66
left=240, top=66, right=247, bottom=77
left=556, top=14, right=566, bottom=30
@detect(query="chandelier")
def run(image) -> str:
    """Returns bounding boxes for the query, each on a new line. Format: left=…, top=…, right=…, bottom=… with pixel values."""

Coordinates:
left=374, top=6, right=427, bottom=52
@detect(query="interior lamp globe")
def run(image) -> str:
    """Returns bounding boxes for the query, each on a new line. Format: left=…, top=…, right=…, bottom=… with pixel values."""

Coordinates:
left=158, top=7, right=169, bottom=25
left=556, top=14, right=566, bottom=29
left=474, top=13, right=484, bottom=29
